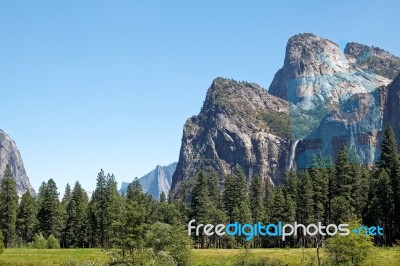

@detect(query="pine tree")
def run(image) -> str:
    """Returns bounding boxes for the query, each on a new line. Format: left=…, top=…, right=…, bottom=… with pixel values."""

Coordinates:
left=159, top=191, right=167, bottom=203
left=379, top=124, right=400, bottom=240
left=364, top=169, right=381, bottom=232
left=88, top=169, right=108, bottom=247
left=267, top=187, right=285, bottom=247
left=37, top=179, right=62, bottom=239
left=60, top=183, right=71, bottom=248
left=65, top=181, right=89, bottom=248
left=380, top=125, right=400, bottom=175
left=105, top=174, right=122, bottom=248
left=124, top=180, right=147, bottom=250
left=0, top=165, right=18, bottom=248
left=235, top=167, right=249, bottom=204
left=223, top=167, right=249, bottom=223
left=267, top=187, right=285, bottom=223
left=191, top=171, right=212, bottom=248
left=263, top=177, right=273, bottom=221
left=153, top=195, right=182, bottom=225
left=330, top=196, right=352, bottom=224
left=283, top=170, right=298, bottom=221
left=223, top=174, right=237, bottom=222
left=127, top=177, right=145, bottom=203
left=237, top=199, right=252, bottom=246
left=250, top=174, right=264, bottom=223
left=191, top=172, right=210, bottom=221
left=348, top=150, right=368, bottom=217
left=61, top=183, right=72, bottom=206
left=309, top=153, right=329, bottom=223
left=376, top=170, right=393, bottom=245
left=298, top=171, right=314, bottom=224
left=16, top=191, right=38, bottom=243
left=207, top=171, right=222, bottom=210
left=334, top=147, right=351, bottom=199
left=331, top=146, right=354, bottom=222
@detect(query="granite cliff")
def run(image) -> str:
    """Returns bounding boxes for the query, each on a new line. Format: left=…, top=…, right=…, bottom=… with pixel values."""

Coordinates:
left=171, top=33, right=400, bottom=196
left=383, top=74, right=400, bottom=149
left=121, top=162, right=177, bottom=199
left=0, top=129, right=35, bottom=195
left=171, top=78, right=290, bottom=195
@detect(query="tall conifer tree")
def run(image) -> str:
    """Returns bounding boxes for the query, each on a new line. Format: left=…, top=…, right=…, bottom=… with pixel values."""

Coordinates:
left=0, top=165, right=18, bottom=248
left=16, top=191, right=37, bottom=243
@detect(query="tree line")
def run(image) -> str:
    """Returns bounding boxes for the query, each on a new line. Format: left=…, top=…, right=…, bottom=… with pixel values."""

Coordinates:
left=181, top=124, right=400, bottom=248
left=0, top=168, right=189, bottom=250
left=0, top=125, right=399, bottom=250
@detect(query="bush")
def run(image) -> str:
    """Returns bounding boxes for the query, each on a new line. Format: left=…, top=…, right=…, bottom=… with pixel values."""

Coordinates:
left=47, top=234, right=60, bottom=249
left=325, top=221, right=373, bottom=266
left=33, top=233, right=47, bottom=249
left=144, top=222, right=192, bottom=266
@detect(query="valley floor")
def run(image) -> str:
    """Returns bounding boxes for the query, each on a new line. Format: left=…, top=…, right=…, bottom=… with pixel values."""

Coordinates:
left=192, top=248, right=399, bottom=265
left=0, top=248, right=398, bottom=265
left=0, top=248, right=108, bottom=266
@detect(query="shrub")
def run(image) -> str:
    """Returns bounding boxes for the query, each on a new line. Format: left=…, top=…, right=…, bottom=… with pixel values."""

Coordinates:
left=47, top=234, right=60, bottom=249
left=325, top=221, right=373, bottom=266
left=144, top=222, right=192, bottom=266
left=33, top=233, right=47, bottom=249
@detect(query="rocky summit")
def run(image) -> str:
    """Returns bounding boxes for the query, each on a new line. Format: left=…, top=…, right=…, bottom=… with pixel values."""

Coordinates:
left=171, top=78, right=290, bottom=195
left=0, top=129, right=35, bottom=195
left=171, top=33, right=400, bottom=196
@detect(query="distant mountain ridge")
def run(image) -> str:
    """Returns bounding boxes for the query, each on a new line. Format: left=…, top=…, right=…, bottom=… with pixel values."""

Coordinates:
left=120, top=162, right=177, bottom=199
left=0, top=129, right=35, bottom=195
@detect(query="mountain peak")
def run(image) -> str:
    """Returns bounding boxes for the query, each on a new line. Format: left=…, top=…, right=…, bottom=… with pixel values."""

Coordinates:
left=205, top=78, right=287, bottom=115
left=269, top=33, right=391, bottom=109
left=120, top=162, right=177, bottom=199
left=171, top=79, right=291, bottom=196
left=287, top=33, right=338, bottom=47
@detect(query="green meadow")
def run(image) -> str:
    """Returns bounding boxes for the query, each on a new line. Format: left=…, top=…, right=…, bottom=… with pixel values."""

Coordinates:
left=0, top=249, right=108, bottom=266
left=191, top=248, right=399, bottom=266
left=0, top=248, right=398, bottom=266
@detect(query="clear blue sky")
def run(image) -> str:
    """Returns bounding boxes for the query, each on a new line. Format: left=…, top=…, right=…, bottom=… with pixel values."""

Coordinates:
left=1, top=1, right=399, bottom=193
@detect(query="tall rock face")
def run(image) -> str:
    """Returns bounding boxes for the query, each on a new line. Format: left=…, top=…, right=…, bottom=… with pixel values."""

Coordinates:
left=268, top=33, right=397, bottom=168
left=0, top=129, right=35, bottom=195
left=171, top=78, right=290, bottom=195
left=120, top=162, right=177, bottom=199
left=383, top=74, right=400, bottom=149
left=268, top=33, right=391, bottom=111
left=171, top=33, right=400, bottom=196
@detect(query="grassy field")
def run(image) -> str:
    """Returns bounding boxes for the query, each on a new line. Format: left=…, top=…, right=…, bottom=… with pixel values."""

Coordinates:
left=0, top=248, right=108, bottom=266
left=192, top=248, right=399, bottom=266
left=0, top=248, right=398, bottom=265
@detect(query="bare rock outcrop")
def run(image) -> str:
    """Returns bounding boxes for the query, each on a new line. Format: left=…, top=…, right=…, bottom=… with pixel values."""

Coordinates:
left=0, top=129, right=35, bottom=195
left=171, top=78, right=291, bottom=195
